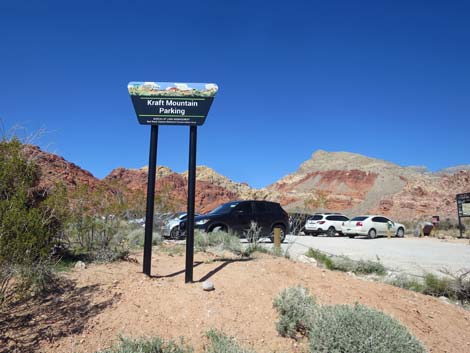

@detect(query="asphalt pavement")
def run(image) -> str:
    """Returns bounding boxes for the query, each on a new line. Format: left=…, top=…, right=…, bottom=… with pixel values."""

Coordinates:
left=271, top=235, right=470, bottom=276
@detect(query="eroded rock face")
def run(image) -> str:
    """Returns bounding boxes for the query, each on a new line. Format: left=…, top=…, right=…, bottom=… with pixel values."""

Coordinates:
left=22, top=145, right=100, bottom=189
left=269, top=150, right=470, bottom=221
left=21, top=145, right=470, bottom=221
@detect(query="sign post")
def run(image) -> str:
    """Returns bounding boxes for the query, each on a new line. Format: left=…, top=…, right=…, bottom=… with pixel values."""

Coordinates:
left=185, top=125, right=197, bottom=283
left=143, top=125, right=158, bottom=276
left=456, top=193, right=470, bottom=239
left=128, top=82, right=218, bottom=279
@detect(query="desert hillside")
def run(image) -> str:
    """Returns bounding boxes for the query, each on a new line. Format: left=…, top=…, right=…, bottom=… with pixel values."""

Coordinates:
left=268, top=150, right=470, bottom=220
left=23, top=145, right=469, bottom=220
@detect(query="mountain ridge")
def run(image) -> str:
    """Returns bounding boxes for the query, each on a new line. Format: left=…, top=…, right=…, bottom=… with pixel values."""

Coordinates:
left=22, top=145, right=470, bottom=220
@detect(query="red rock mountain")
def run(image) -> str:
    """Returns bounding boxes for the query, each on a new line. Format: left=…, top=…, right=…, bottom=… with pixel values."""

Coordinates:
left=267, top=150, right=470, bottom=221
left=22, top=145, right=470, bottom=220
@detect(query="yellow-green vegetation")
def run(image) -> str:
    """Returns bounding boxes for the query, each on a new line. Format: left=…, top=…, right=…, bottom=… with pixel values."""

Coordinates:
left=306, top=248, right=386, bottom=275
left=388, top=271, right=470, bottom=305
left=0, top=137, right=68, bottom=301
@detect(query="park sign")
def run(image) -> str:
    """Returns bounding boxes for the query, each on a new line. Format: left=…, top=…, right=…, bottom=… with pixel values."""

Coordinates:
left=128, top=82, right=218, bottom=126
left=457, top=193, right=470, bottom=217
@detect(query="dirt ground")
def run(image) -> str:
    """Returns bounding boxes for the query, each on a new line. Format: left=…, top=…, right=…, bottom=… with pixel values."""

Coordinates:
left=2, top=248, right=470, bottom=353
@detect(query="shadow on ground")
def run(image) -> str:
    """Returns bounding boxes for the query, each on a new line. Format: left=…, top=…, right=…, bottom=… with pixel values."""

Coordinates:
left=0, top=279, right=119, bottom=353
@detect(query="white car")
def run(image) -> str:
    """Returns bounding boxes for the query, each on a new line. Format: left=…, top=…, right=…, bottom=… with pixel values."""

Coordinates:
left=341, top=215, right=405, bottom=239
left=304, top=213, right=350, bottom=236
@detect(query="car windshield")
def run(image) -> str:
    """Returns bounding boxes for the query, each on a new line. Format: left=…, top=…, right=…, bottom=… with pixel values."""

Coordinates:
left=351, top=216, right=368, bottom=221
left=308, top=215, right=323, bottom=221
left=207, top=202, right=240, bottom=215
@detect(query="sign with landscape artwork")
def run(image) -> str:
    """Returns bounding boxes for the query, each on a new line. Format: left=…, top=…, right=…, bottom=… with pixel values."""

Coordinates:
left=128, top=82, right=218, bottom=126
left=457, top=193, right=470, bottom=217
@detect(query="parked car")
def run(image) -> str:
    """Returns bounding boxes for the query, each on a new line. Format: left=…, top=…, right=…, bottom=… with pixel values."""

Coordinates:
left=179, top=200, right=289, bottom=242
left=341, top=215, right=405, bottom=239
left=304, top=213, right=349, bottom=236
left=161, top=212, right=200, bottom=239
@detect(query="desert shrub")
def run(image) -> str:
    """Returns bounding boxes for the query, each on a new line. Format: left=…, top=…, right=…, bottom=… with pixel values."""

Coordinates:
left=422, top=273, right=454, bottom=297
left=387, top=274, right=425, bottom=293
left=309, top=304, right=426, bottom=353
left=97, top=336, right=193, bottom=353
left=443, top=269, right=470, bottom=303
left=205, top=329, right=256, bottom=353
left=272, top=286, right=317, bottom=338
left=115, top=228, right=162, bottom=250
left=306, top=249, right=334, bottom=269
left=306, top=249, right=386, bottom=275
left=194, top=230, right=242, bottom=255
left=0, top=137, right=67, bottom=300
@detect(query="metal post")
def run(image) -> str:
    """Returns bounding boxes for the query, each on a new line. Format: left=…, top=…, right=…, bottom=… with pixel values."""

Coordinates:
left=458, top=215, right=463, bottom=239
left=143, top=125, right=159, bottom=276
left=185, top=125, right=197, bottom=283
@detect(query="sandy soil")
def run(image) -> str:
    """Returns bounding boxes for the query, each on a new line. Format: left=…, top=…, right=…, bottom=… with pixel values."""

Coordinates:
left=2, top=249, right=470, bottom=353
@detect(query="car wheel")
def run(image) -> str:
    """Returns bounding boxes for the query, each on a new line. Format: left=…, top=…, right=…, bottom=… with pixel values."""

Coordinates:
left=170, top=227, right=179, bottom=239
left=368, top=228, right=377, bottom=239
left=327, top=227, right=336, bottom=237
left=348, top=234, right=355, bottom=238
left=396, top=227, right=405, bottom=238
left=270, top=226, right=286, bottom=243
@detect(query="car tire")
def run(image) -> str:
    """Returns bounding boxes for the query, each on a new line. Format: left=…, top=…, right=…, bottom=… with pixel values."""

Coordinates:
left=396, top=227, right=405, bottom=238
left=368, top=228, right=377, bottom=239
left=327, top=227, right=336, bottom=237
left=270, top=225, right=286, bottom=243
left=170, top=227, right=179, bottom=239
left=348, top=234, right=355, bottom=238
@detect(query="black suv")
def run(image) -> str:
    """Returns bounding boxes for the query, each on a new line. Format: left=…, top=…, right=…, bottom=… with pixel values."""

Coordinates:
left=180, top=200, right=289, bottom=242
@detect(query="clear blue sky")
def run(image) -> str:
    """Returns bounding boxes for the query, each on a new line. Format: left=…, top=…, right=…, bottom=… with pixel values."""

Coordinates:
left=1, top=0, right=469, bottom=188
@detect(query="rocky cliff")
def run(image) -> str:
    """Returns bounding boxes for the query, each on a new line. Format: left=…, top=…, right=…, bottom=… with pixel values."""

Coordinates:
left=22, top=145, right=470, bottom=221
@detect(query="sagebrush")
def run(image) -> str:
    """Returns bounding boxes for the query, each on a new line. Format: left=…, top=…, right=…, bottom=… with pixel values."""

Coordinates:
left=205, top=329, right=256, bottom=353
left=96, top=336, right=193, bottom=353
left=309, top=304, right=426, bottom=353
left=272, top=286, right=317, bottom=338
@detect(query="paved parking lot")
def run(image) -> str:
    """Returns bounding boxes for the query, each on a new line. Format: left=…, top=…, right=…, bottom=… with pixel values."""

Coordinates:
left=276, top=235, right=470, bottom=276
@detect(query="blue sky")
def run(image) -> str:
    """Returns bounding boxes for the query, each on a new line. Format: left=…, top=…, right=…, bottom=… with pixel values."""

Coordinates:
left=1, top=0, right=469, bottom=188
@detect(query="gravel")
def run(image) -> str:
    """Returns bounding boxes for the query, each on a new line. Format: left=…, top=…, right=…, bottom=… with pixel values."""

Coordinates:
left=272, top=235, right=470, bottom=276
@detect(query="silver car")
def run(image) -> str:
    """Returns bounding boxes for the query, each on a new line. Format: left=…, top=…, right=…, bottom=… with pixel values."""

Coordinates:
left=161, top=212, right=199, bottom=239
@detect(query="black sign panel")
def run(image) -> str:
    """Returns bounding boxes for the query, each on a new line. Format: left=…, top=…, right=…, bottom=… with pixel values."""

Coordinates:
left=128, top=82, right=218, bottom=126
left=457, top=193, right=470, bottom=217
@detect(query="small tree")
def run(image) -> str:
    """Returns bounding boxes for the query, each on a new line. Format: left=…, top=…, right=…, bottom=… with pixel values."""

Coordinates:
left=0, top=137, right=67, bottom=300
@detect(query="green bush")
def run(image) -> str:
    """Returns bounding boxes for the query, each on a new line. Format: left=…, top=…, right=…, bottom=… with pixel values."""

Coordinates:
left=386, top=274, right=425, bottom=293
left=205, top=330, right=256, bottom=353
left=306, top=249, right=386, bottom=275
left=272, top=286, right=317, bottom=338
left=0, top=137, right=67, bottom=300
left=194, top=230, right=242, bottom=255
left=97, top=336, right=193, bottom=353
left=306, top=249, right=334, bottom=269
left=423, top=273, right=454, bottom=298
left=309, top=304, right=426, bottom=353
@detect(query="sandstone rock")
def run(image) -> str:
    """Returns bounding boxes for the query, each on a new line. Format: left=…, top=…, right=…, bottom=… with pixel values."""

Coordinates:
left=202, top=281, right=215, bottom=291
left=296, top=255, right=317, bottom=266
left=74, top=261, right=87, bottom=270
left=439, top=296, right=450, bottom=304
